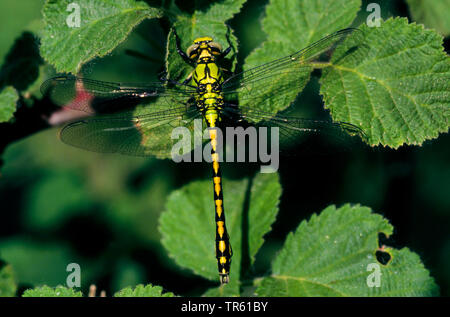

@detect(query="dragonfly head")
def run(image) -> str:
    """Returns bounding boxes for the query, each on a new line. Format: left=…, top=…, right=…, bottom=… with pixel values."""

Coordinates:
left=187, top=37, right=222, bottom=61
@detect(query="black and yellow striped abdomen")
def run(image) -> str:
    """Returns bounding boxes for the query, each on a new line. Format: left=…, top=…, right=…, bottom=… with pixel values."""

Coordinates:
left=200, top=69, right=232, bottom=284
left=208, top=126, right=232, bottom=284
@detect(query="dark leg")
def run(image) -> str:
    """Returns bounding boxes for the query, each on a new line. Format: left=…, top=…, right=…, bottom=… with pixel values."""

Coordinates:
left=173, top=28, right=195, bottom=66
left=220, top=68, right=233, bottom=77
left=181, top=71, right=193, bottom=85
left=158, top=71, right=195, bottom=88
left=219, top=25, right=233, bottom=60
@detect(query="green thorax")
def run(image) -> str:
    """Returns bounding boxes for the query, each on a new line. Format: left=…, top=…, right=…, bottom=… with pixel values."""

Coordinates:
left=192, top=57, right=225, bottom=127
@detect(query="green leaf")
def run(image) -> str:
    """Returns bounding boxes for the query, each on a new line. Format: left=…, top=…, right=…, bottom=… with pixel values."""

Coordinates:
left=241, top=0, right=361, bottom=114
left=248, top=173, right=281, bottom=264
left=40, top=0, right=162, bottom=73
left=320, top=18, right=450, bottom=148
left=0, top=86, right=18, bottom=123
left=159, top=173, right=280, bottom=295
left=114, top=284, right=175, bottom=297
left=0, top=260, right=17, bottom=297
left=255, top=204, right=439, bottom=297
left=167, top=0, right=246, bottom=81
left=258, top=0, right=361, bottom=48
left=0, top=32, right=43, bottom=91
left=406, top=0, right=450, bottom=37
left=22, top=285, right=82, bottom=297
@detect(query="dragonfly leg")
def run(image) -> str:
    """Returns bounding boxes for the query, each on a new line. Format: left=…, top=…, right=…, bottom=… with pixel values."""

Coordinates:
left=219, top=25, right=233, bottom=60
left=220, top=67, right=234, bottom=78
left=173, top=28, right=195, bottom=66
left=158, top=70, right=194, bottom=88
left=182, top=71, right=193, bottom=85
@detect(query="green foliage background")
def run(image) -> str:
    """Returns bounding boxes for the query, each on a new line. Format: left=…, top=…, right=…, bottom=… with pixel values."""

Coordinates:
left=0, top=0, right=448, bottom=296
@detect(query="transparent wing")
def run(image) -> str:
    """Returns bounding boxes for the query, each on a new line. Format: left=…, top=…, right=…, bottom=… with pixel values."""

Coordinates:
left=59, top=104, right=202, bottom=158
left=221, top=104, right=366, bottom=155
left=41, top=75, right=197, bottom=114
left=41, top=75, right=201, bottom=158
left=222, top=28, right=362, bottom=115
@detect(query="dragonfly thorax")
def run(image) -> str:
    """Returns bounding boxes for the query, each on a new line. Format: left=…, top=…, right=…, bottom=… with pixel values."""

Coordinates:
left=191, top=51, right=225, bottom=124
left=183, top=36, right=226, bottom=128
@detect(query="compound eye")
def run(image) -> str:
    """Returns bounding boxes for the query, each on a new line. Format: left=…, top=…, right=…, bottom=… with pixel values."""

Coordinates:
left=186, top=44, right=199, bottom=58
left=209, top=41, right=222, bottom=54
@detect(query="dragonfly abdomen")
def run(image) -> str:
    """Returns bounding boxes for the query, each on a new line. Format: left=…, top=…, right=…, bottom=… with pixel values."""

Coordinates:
left=209, top=127, right=232, bottom=284
left=197, top=71, right=231, bottom=284
left=201, top=84, right=231, bottom=284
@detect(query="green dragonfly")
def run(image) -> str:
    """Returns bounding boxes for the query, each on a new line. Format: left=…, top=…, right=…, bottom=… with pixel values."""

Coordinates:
left=41, top=27, right=365, bottom=284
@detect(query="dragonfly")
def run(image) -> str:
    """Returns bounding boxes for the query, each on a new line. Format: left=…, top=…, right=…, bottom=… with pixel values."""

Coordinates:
left=41, top=27, right=366, bottom=284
